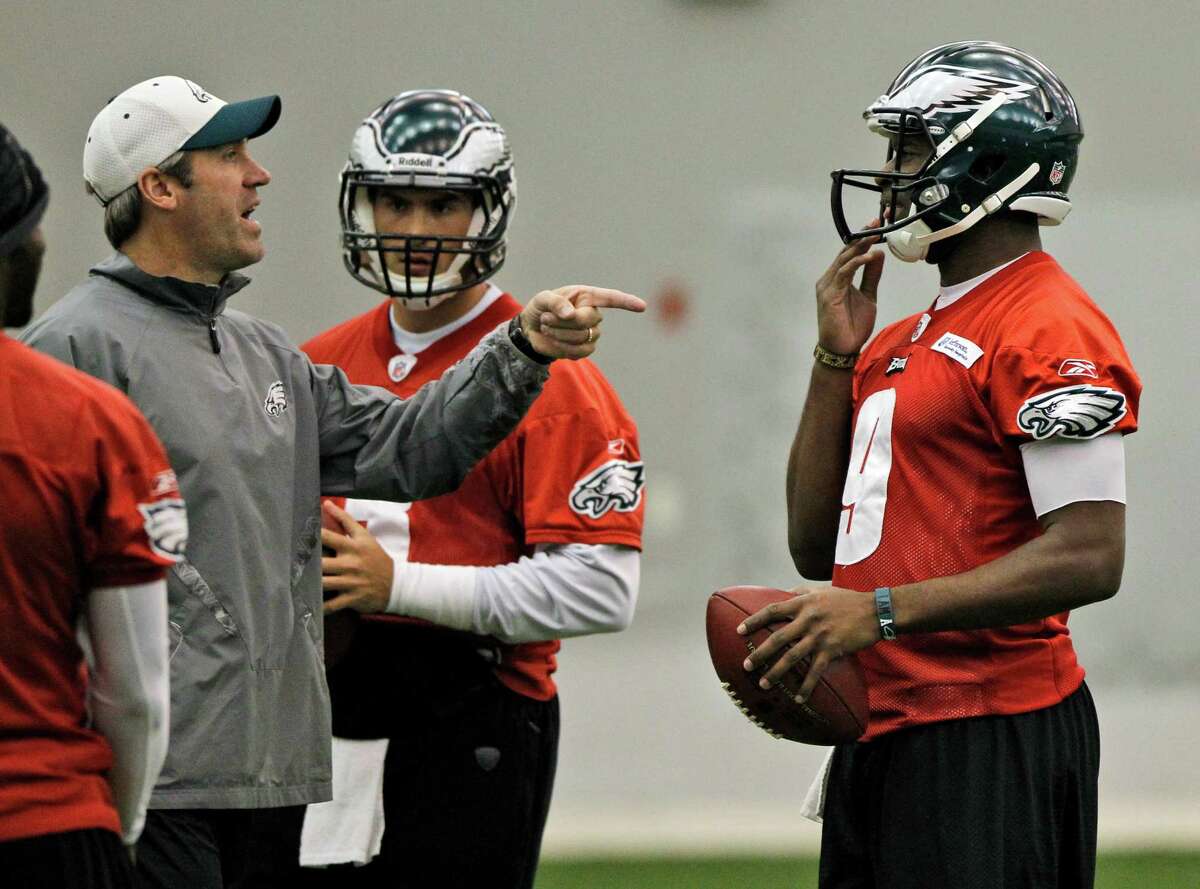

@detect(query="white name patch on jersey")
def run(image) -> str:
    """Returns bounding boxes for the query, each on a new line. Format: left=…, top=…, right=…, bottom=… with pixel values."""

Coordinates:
left=931, top=332, right=984, bottom=369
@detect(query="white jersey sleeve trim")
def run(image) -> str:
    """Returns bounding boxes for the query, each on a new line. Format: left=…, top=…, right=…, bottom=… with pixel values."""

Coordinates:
left=1020, top=432, right=1126, bottom=517
left=385, top=543, right=640, bottom=644
left=79, top=580, right=170, bottom=845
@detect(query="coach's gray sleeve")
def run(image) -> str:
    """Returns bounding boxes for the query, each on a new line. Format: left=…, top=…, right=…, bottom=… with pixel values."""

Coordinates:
left=314, top=321, right=549, bottom=502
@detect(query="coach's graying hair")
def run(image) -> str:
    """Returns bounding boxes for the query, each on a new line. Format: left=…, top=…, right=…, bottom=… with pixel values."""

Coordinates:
left=86, top=150, right=194, bottom=249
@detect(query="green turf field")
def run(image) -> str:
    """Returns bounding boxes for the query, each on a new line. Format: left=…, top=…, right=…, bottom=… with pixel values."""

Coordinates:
left=535, top=852, right=1200, bottom=888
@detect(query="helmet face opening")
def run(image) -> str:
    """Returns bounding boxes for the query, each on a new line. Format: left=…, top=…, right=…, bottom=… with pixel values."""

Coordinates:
left=340, top=170, right=512, bottom=303
left=829, top=42, right=1083, bottom=254
left=339, top=90, right=516, bottom=305
left=830, top=107, right=945, bottom=244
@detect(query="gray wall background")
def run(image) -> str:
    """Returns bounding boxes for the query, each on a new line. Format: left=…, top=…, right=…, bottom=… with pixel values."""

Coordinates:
left=6, top=0, right=1197, bottom=853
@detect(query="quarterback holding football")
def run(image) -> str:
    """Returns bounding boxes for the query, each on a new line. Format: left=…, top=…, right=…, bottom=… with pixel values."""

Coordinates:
left=740, top=42, right=1140, bottom=888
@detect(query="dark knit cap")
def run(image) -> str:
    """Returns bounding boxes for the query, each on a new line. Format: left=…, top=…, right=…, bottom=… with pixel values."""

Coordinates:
left=0, top=123, right=49, bottom=258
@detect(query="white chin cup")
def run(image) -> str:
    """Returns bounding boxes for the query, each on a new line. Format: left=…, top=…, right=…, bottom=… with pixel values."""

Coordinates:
left=884, top=219, right=932, bottom=263
left=394, top=289, right=457, bottom=311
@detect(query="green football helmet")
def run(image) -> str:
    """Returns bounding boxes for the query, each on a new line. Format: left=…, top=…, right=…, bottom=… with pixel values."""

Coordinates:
left=831, top=42, right=1083, bottom=262
left=340, top=90, right=516, bottom=307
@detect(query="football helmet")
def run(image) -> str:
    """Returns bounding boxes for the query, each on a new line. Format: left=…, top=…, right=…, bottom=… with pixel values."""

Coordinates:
left=340, top=90, right=516, bottom=307
left=831, top=42, right=1082, bottom=262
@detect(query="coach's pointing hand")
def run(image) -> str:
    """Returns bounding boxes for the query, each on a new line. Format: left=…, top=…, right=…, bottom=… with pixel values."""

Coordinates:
left=520, top=285, right=646, bottom=360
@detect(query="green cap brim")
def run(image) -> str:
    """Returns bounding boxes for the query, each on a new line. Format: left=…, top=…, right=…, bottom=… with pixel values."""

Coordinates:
left=182, top=95, right=281, bottom=150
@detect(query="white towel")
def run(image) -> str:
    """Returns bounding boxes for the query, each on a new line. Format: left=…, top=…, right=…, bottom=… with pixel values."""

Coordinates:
left=799, top=747, right=836, bottom=824
left=299, top=737, right=390, bottom=867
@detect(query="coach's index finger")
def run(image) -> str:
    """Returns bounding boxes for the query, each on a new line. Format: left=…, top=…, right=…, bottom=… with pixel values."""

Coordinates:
left=566, top=286, right=646, bottom=312
left=535, top=286, right=646, bottom=319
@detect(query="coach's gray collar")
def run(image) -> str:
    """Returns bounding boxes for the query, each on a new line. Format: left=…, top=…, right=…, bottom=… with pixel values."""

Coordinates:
left=89, top=251, right=251, bottom=318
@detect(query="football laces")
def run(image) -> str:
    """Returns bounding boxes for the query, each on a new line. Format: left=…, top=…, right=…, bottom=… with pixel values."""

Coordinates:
left=720, top=681, right=783, bottom=739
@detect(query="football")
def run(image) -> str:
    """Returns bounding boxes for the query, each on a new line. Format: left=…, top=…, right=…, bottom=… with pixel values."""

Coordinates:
left=706, top=585, right=868, bottom=745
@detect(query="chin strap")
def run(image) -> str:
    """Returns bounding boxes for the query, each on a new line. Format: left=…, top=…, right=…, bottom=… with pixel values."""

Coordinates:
left=886, top=162, right=1041, bottom=262
left=932, top=92, right=1009, bottom=160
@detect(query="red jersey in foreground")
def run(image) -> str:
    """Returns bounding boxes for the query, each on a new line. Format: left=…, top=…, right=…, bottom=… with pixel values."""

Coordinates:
left=303, top=293, right=644, bottom=699
left=833, top=253, right=1141, bottom=740
left=0, top=335, right=183, bottom=841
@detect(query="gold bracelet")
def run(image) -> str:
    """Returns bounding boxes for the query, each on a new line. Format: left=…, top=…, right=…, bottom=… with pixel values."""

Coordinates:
left=813, top=343, right=858, bottom=370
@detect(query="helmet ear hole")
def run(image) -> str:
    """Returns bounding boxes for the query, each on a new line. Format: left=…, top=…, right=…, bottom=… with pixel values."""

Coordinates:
left=969, top=152, right=1006, bottom=184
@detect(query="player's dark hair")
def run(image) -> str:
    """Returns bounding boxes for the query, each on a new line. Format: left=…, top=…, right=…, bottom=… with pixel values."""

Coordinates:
left=89, top=150, right=194, bottom=249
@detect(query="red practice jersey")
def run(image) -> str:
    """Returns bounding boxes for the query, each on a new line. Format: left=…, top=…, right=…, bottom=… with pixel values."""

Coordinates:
left=0, top=335, right=183, bottom=841
left=833, top=253, right=1141, bottom=741
left=303, top=293, right=644, bottom=700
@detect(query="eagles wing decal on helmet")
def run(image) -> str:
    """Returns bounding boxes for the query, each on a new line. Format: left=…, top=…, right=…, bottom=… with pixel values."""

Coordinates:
left=570, top=460, right=646, bottom=519
left=873, top=66, right=1036, bottom=121
left=1016, top=385, right=1126, bottom=440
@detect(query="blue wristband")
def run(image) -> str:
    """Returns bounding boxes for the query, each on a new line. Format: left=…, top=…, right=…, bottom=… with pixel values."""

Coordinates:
left=874, top=587, right=897, bottom=641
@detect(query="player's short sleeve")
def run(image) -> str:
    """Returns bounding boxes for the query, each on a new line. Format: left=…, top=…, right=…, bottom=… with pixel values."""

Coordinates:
left=987, top=303, right=1141, bottom=444
left=84, top=399, right=187, bottom=588
left=519, top=407, right=645, bottom=549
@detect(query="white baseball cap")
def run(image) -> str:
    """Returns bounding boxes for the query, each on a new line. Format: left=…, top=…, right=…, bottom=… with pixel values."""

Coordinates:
left=83, top=76, right=281, bottom=204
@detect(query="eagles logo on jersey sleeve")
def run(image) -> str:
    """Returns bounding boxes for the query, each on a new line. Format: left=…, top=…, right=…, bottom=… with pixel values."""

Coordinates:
left=1015, top=384, right=1127, bottom=440
left=569, top=459, right=646, bottom=519
left=990, top=343, right=1140, bottom=445
left=521, top=414, right=644, bottom=549
left=88, top=406, right=188, bottom=585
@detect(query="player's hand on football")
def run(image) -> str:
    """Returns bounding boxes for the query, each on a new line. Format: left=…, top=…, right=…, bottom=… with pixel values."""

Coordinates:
left=520, top=285, right=646, bottom=360
left=320, top=501, right=393, bottom=614
left=815, top=221, right=885, bottom=356
left=737, top=585, right=879, bottom=703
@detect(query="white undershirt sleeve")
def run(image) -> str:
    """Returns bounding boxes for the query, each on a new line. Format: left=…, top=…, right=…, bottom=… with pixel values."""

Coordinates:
left=78, top=580, right=170, bottom=845
left=1019, top=432, right=1126, bottom=517
left=385, top=543, right=640, bottom=644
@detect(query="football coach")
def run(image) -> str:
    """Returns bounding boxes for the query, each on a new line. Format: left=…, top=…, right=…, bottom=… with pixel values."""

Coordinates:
left=21, top=75, right=644, bottom=889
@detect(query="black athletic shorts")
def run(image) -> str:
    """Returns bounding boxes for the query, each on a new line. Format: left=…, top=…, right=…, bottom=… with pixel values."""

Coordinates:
left=298, top=620, right=560, bottom=889
left=820, top=681, right=1100, bottom=889
left=135, top=805, right=306, bottom=889
left=0, top=827, right=133, bottom=889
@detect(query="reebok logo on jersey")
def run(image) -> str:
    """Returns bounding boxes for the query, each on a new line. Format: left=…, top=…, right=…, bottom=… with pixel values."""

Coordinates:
left=263, top=381, right=288, bottom=417
left=1058, top=358, right=1098, bottom=379
left=886, top=356, right=909, bottom=376
left=570, top=460, right=645, bottom=519
left=1016, top=385, right=1127, bottom=440
left=138, top=498, right=188, bottom=561
left=151, top=468, right=180, bottom=497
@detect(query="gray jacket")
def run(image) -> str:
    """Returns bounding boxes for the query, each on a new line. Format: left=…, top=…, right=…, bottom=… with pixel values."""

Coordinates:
left=20, top=253, right=549, bottom=808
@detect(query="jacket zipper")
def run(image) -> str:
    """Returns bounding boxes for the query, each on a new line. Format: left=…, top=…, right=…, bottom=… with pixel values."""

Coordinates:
left=208, top=292, right=221, bottom=354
